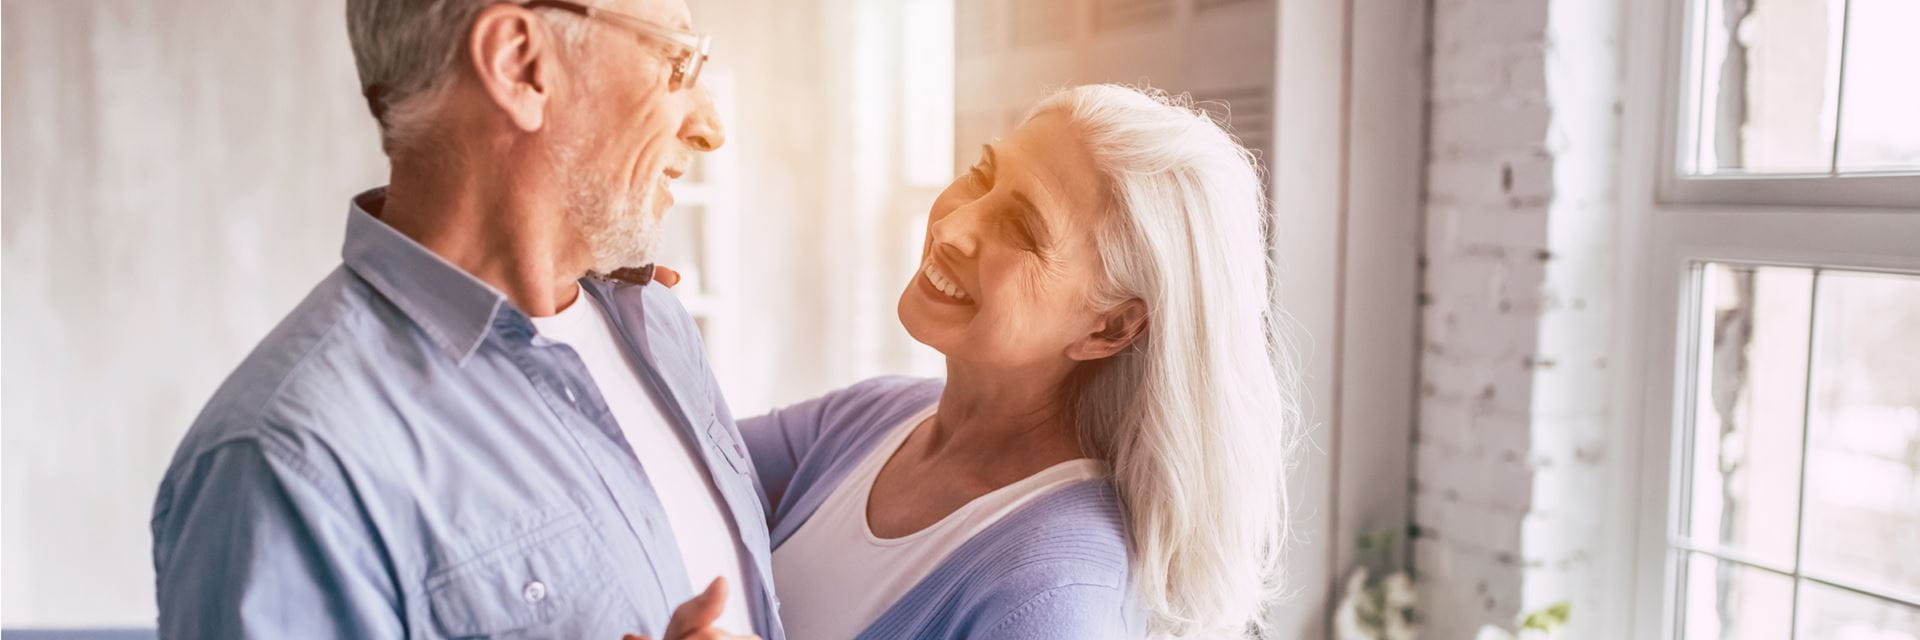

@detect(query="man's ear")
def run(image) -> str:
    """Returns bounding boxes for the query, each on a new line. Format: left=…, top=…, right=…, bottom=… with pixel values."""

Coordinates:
left=468, top=4, right=556, bottom=133
left=1067, top=299, right=1148, bottom=361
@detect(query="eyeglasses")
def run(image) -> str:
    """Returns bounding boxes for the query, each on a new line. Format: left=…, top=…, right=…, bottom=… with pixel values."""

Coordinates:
left=522, top=0, right=711, bottom=91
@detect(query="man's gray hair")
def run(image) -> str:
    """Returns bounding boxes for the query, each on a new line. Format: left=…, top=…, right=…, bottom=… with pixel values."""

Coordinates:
left=346, top=0, right=586, bottom=155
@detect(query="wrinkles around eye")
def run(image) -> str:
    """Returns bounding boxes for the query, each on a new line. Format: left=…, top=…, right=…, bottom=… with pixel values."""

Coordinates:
left=966, top=166, right=991, bottom=190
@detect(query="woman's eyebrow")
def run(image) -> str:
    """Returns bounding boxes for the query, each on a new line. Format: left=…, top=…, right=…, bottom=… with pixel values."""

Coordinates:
left=1010, top=190, right=1053, bottom=244
left=980, top=144, right=997, bottom=171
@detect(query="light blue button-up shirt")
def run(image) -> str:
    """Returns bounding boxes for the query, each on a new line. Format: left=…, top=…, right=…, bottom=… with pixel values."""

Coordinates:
left=151, top=189, right=781, bottom=639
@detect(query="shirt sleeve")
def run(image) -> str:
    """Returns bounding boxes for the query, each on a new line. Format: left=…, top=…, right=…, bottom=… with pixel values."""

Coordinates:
left=151, top=437, right=402, bottom=639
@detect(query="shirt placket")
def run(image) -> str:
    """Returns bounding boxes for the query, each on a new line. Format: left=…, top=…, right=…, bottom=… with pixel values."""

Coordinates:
left=492, top=314, right=691, bottom=621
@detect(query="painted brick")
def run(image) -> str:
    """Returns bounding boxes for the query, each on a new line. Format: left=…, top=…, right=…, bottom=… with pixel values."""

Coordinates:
left=1415, top=0, right=1623, bottom=636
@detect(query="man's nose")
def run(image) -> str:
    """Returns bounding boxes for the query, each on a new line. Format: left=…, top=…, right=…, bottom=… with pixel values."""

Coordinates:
left=681, top=86, right=726, bottom=152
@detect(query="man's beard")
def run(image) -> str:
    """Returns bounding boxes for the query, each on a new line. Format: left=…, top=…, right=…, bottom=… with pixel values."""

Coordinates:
left=551, top=142, right=662, bottom=275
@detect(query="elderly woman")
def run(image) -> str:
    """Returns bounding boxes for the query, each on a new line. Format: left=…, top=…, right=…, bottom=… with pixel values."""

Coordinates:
left=743, top=84, right=1295, bottom=639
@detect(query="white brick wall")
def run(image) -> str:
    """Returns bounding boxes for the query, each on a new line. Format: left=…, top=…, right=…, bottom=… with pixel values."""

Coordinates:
left=1415, top=0, right=1623, bottom=636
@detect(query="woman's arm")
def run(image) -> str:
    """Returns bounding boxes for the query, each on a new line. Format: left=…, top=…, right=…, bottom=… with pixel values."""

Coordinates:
left=737, top=393, right=834, bottom=512
left=738, top=376, right=943, bottom=522
left=977, top=583, right=1137, bottom=640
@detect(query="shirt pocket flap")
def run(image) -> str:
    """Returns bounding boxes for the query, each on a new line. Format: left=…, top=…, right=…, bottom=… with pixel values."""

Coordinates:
left=705, top=419, right=751, bottom=475
left=426, top=514, right=614, bottom=637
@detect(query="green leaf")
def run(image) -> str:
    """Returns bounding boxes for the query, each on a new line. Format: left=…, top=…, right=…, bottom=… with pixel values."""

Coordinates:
left=1518, top=601, right=1571, bottom=632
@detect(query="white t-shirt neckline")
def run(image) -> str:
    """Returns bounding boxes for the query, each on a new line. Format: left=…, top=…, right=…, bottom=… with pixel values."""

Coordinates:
left=529, top=284, right=755, bottom=635
left=770, top=404, right=1104, bottom=640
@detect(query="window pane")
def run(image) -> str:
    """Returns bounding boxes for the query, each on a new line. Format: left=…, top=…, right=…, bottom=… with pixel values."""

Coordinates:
left=1801, top=270, right=1920, bottom=600
left=1681, top=552, right=1796, bottom=640
left=1834, top=0, right=1920, bottom=171
left=900, top=0, right=955, bottom=187
left=1797, top=581, right=1920, bottom=640
left=1690, top=0, right=1842, bottom=174
left=660, top=204, right=708, bottom=294
left=1685, top=264, right=1811, bottom=566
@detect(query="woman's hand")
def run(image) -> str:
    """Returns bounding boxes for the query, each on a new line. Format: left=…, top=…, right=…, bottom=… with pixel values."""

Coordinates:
left=653, top=266, right=681, bottom=288
left=621, top=577, right=758, bottom=640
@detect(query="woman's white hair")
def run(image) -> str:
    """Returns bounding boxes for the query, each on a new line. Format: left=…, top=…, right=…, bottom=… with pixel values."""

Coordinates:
left=1029, top=84, right=1297, bottom=639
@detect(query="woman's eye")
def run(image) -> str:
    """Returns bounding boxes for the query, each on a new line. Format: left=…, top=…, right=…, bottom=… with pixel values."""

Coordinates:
left=966, top=166, right=991, bottom=189
left=1001, top=215, right=1038, bottom=250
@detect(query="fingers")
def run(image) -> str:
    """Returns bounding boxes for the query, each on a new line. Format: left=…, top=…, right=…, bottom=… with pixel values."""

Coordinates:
left=623, top=630, right=757, bottom=640
left=655, top=265, right=682, bottom=288
left=664, top=577, right=729, bottom=639
left=678, top=631, right=759, bottom=640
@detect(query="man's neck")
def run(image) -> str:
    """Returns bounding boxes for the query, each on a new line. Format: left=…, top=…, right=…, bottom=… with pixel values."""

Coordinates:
left=377, top=158, right=588, bottom=317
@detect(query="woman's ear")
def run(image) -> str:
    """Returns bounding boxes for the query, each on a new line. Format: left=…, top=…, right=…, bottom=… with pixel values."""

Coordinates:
left=1067, top=299, right=1148, bottom=361
left=468, top=3, right=555, bottom=133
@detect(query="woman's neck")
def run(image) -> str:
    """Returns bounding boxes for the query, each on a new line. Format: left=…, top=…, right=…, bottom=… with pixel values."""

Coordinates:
left=925, top=361, right=1084, bottom=461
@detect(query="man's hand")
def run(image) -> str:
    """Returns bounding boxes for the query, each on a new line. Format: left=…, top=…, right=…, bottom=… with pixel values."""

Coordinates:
left=621, top=577, right=757, bottom=640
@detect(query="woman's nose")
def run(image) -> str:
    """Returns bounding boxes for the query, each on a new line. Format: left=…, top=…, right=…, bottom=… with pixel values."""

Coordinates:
left=929, top=204, right=984, bottom=258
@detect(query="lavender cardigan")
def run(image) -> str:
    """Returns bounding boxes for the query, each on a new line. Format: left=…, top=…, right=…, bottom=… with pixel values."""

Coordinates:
left=737, top=376, right=1145, bottom=639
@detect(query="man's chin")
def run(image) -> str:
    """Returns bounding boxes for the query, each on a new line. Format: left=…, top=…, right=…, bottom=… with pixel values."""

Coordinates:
left=590, top=241, right=660, bottom=277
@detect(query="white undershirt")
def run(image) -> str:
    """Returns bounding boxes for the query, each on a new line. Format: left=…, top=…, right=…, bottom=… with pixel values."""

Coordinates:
left=529, top=285, right=753, bottom=635
left=771, top=405, right=1105, bottom=640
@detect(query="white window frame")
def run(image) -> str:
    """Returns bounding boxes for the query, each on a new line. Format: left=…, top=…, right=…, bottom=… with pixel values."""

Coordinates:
left=1658, top=0, right=1920, bottom=209
left=1621, top=0, right=1920, bottom=637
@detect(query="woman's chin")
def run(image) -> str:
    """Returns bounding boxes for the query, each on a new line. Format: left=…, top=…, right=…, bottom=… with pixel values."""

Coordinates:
left=897, top=289, right=960, bottom=356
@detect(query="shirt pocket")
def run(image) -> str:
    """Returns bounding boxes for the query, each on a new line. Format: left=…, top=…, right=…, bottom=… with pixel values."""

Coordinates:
left=425, top=511, right=618, bottom=638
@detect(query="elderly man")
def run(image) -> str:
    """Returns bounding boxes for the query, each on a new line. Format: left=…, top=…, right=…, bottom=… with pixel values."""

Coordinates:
left=150, top=0, right=772, bottom=638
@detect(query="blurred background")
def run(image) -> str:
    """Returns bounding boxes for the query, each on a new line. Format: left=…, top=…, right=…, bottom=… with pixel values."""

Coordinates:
left=2, top=0, right=1916, bottom=638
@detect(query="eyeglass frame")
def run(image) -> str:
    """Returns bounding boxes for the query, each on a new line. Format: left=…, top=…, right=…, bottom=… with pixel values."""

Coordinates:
left=521, top=0, right=711, bottom=91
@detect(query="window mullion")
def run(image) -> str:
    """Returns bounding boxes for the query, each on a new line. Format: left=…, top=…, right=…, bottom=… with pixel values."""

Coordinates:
left=1800, top=568, right=1920, bottom=610
left=1687, top=0, right=1710, bottom=174
left=1827, top=0, right=1853, bottom=175
left=1668, top=263, right=1709, bottom=640
left=1785, top=268, right=1824, bottom=640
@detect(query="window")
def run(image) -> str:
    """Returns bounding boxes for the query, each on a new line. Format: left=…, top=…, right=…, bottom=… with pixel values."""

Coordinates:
left=1666, top=0, right=1920, bottom=206
left=1670, top=263, right=1920, bottom=640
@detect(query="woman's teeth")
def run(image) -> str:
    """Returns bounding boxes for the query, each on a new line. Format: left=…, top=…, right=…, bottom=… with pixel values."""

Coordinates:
left=923, top=261, right=969, bottom=301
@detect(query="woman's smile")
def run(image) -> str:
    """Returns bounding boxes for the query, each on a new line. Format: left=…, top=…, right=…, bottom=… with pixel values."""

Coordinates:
left=917, top=258, right=974, bottom=304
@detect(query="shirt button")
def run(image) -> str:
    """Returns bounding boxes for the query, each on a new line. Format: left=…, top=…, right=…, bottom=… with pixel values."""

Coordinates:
left=522, top=580, right=548, bottom=603
left=563, top=387, right=577, bottom=403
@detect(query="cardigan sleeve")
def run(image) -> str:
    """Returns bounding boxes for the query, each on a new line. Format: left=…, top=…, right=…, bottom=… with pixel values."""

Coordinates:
left=737, top=376, right=937, bottom=514
left=977, top=583, right=1136, bottom=639
left=737, top=390, right=831, bottom=511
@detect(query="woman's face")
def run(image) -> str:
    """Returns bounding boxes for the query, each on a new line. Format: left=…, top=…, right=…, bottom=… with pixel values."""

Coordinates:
left=898, top=112, right=1121, bottom=370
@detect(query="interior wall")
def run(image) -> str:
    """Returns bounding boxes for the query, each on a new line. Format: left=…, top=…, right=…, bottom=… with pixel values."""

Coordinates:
left=2, top=0, right=386, bottom=627
left=1271, top=0, right=1428, bottom=635
left=1412, top=0, right=1628, bottom=636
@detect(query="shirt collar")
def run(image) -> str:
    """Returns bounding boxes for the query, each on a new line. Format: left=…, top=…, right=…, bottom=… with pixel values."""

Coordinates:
left=341, top=187, right=510, bottom=364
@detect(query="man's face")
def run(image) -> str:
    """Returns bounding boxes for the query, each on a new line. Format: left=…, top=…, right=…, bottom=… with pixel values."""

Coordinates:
left=547, top=0, right=723, bottom=274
